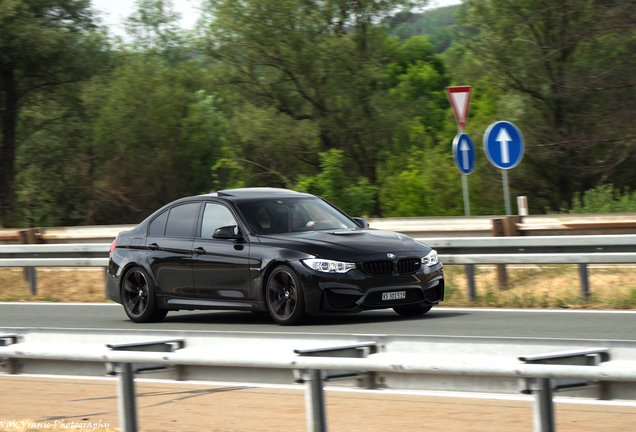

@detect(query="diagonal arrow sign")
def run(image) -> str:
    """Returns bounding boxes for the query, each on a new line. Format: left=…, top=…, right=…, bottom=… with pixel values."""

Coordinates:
left=496, top=127, right=512, bottom=164
left=460, top=138, right=470, bottom=170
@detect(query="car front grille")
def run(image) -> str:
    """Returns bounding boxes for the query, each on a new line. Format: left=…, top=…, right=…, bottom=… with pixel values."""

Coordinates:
left=361, top=261, right=394, bottom=276
left=397, top=258, right=421, bottom=274
left=325, top=290, right=362, bottom=310
left=361, top=258, right=421, bottom=276
left=363, top=288, right=424, bottom=307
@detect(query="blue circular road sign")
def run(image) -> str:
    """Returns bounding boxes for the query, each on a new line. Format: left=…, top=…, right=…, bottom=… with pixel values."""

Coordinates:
left=452, top=133, right=476, bottom=175
left=483, top=121, right=524, bottom=169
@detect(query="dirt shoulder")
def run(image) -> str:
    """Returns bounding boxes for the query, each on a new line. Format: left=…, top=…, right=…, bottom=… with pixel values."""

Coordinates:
left=1, top=376, right=635, bottom=432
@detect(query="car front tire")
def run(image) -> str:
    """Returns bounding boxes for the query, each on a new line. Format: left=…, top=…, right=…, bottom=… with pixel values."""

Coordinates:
left=265, top=265, right=307, bottom=325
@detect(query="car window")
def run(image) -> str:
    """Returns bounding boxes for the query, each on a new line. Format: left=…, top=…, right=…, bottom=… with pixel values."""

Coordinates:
left=237, top=198, right=357, bottom=234
left=255, top=206, right=271, bottom=229
left=201, top=203, right=238, bottom=239
left=148, top=210, right=168, bottom=236
left=164, top=203, right=199, bottom=238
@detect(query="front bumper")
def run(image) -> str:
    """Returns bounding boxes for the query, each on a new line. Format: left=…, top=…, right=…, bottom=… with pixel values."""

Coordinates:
left=290, top=260, right=444, bottom=313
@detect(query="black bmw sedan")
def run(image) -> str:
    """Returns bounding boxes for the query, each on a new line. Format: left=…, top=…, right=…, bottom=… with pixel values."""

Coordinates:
left=107, top=188, right=444, bottom=325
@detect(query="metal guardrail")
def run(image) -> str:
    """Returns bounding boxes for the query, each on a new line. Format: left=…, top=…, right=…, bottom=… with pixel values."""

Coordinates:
left=3, top=213, right=636, bottom=245
left=0, top=335, right=634, bottom=432
left=418, top=234, right=636, bottom=300
left=1, top=235, right=636, bottom=299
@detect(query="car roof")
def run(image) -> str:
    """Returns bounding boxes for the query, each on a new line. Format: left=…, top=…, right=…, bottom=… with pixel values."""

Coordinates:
left=198, top=187, right=315, bottom=201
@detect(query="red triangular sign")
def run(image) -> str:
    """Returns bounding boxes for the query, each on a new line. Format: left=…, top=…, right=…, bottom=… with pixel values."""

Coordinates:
left=446, top=86, right=473, bottom=132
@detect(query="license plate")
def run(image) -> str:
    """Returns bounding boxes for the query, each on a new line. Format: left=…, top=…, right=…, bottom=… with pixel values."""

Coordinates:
left=382, top=291, right=406, bottom=301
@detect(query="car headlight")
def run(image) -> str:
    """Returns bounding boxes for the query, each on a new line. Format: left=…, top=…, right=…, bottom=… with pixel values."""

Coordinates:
left=422, top=249, right=439, bottom=266
left=302, top=259, right=356, bottom=273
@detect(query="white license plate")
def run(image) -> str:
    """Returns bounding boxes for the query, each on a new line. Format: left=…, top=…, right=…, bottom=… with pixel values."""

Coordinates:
left=382, top=291, right=406, bottom=301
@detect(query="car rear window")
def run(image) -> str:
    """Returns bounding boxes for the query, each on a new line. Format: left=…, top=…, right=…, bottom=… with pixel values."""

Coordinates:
left=148, top=210, right=168, bottom=236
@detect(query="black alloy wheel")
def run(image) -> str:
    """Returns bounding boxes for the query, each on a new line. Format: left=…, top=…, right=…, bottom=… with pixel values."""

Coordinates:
left=121, top=267, right=167, bottom=323
left=393, top=303, right=433, bottom=317
left=265, top=265, right=306, bottom=325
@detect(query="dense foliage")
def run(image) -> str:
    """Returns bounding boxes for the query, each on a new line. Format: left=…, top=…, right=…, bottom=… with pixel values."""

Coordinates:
left=0, top=0, right=635, bottom=227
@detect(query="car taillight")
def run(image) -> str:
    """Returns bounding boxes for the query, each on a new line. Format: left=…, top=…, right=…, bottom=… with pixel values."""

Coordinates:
left=109, top=240, right=117, bottom=256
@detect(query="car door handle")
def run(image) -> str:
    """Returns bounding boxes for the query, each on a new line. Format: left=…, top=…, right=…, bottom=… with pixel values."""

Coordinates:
left=193, top=247, right=206, bottom=255
left=148, top=243, right=159, bottom=251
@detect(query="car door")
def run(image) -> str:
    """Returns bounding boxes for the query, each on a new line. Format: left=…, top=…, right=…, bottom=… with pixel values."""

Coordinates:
left=192, top=202, right=251, bottom=301
left=146, top=202, right=199, bottom=297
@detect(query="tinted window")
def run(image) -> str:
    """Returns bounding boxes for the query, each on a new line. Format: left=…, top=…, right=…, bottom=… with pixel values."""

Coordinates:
left=148, top=210, right=168, bottom=236
left=165, top=203, right=199, bottom=238
left=201, top=203, right=238, bottom=239
left=237, top=198, right=357, bottom=234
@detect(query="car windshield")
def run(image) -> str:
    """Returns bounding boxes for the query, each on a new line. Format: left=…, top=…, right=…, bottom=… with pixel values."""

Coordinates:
left=237, top=197, right=358, bottom=235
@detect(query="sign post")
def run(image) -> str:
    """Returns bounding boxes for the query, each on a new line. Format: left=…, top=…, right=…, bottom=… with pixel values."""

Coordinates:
left=446, top=86, right=473, bottom=217
left=447, top=86, right=476, bottom=301
left=483, top=121, right=524, bottom=216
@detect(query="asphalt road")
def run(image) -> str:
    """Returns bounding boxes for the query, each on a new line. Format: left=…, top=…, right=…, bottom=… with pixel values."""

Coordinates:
left=1, top=303, right=635, bottom=341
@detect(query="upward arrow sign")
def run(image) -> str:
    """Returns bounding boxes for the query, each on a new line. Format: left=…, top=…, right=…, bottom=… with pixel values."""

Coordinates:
left=460, top=138, right=470, bottom=170
left=496, top=128, right=512, bottom=164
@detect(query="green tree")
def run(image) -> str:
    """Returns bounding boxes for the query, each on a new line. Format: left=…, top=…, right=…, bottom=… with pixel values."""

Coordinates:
left=296, top=149, right=376, bottom=217
left=203, top=0, right=431, bottom=215
left=455, top=0, right=636, bottom=211
left=16, top=0, right=226, bottom=225
left=0, top=0, right=103, bottom=226
left=388, top=5, right=459, bottom=53
left=560, top=184, right=636, bottom=214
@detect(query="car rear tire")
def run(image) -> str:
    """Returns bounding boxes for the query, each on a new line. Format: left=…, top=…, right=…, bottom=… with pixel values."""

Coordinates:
left=121, top=266, right=167, bottom=323
left=265, top=265, right=307, bottom=325
left=393, top=303, right=433, bottom=316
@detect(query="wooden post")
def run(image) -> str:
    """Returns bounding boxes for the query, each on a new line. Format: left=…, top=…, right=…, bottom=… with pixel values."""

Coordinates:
left=492, top=216, right=522, bottom=291
left=503, top=216, right=521, bottom=237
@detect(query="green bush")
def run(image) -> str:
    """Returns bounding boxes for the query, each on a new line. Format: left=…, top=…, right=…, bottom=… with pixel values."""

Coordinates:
left=560, top=184, right=636, bottom=214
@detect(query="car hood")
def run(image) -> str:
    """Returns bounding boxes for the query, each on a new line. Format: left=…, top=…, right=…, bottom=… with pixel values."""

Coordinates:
left=256, top=229, right=430, bottom=261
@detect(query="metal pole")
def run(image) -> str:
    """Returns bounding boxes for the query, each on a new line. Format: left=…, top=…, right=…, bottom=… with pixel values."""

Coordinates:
left=461, top=174, right=470, bottom=216
left=579, top=264, right=590, bottom=299
left=27, top=267, right=37, bottom=295
left=533, top=378, right=556, bottom=432
left=117, top=363, right=138, bottom=432
left=104, top=267, right=109, bottom=298
left=461, top=174, right=476, bottom=301
left=305, top=369, right=327, bottom=432
left=466, top=265, right=476, bottom=302
left=502, top=169, right=511, bottom=216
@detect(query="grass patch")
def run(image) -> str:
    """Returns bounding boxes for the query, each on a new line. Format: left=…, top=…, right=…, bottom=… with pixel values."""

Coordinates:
left=0, top=268, right=108, bottom=303
left=443, top=264, right=636, bottom=309
left=1, top=265, right=636, bottom=309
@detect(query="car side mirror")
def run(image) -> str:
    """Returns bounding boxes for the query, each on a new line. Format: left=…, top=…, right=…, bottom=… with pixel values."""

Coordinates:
left=212, top=225, right=243, bottom=240
left=353, top=217, right=370, bottom=229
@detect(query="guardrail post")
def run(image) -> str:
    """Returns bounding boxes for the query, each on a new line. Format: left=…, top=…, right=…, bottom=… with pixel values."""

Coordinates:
left=519, top=348, right=608, bottom=432
left=492, top=219, right=508, bottom=290
left=466, top=264, right=476, bottom=302
left=107, top=338, right=184, bottom=432
left=104, top=267, right=109, bottom=297
left=116, top=363, right=138, bottom=432
left=305, top=369, right=327, bottom=432
left=19, top=228, right=41, bottom=295
left=533, top=378, right=556, bottom=432
left=26, top=267, right=37, bottom=295
left=579, top=264, right=590, bottom=299
left=294, top=342, right=379, bottom=432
